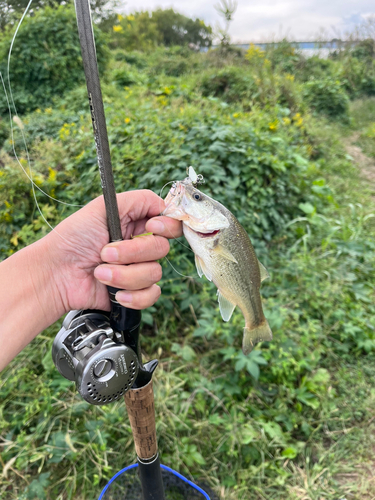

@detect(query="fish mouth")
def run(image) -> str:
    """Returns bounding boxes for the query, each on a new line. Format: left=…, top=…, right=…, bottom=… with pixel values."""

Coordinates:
left=196, top=229, right=220, bottom=238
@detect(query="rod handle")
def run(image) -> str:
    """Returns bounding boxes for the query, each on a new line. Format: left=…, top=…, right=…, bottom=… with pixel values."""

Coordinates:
left=124, top=380, right=158, bottom=460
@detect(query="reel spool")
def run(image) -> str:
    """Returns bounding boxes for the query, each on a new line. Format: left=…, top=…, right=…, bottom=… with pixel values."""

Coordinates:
left=52, top=310, right=139, bottom=405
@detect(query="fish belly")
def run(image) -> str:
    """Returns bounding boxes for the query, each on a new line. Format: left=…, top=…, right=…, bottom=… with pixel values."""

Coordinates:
left=183, top=223, right=272, bottom=353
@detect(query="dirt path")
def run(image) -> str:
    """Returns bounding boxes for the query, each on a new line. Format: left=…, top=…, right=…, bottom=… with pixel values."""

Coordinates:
left=344, top=132, right=375, bottom=183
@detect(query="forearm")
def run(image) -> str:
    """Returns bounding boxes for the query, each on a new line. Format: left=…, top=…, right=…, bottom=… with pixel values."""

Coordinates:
left=0, top=236, right=64, bottom=371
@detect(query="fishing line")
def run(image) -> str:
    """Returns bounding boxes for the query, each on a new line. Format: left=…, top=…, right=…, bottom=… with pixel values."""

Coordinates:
left=1, top=73, right=66, bottom=239
left=5, top=1, right=83, bottom=209
left=0, top=0, right=84, bottom=244
left=159, top=180, right=194, bottom=253
left=0, top=73, right=82, bottom=209
left=163, top=255, right=193, bottom=279
left=159, top=179, right=197, bottom=279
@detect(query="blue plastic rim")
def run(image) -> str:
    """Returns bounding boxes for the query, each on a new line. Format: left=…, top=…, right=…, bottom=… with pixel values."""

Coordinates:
left=98, top=463, right=211, bottom=500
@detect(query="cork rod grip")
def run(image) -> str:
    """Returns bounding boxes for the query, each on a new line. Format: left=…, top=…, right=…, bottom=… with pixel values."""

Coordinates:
left=124, top=380, right=158, bottom=460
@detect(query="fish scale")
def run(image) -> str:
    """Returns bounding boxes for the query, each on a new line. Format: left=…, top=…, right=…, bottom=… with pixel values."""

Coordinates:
left=163, top=176, right=272, bottom=354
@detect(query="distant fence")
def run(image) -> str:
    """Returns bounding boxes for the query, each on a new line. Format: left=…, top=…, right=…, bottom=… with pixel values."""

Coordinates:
left=202, top=40, right=356, bottom=57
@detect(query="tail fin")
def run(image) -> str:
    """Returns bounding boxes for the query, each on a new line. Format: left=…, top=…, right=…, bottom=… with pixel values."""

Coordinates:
left=242, top=321, right=272, bottom=354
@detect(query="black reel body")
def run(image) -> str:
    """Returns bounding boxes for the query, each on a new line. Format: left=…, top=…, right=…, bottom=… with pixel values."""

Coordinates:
left=52, top=310, right=139, bottom=405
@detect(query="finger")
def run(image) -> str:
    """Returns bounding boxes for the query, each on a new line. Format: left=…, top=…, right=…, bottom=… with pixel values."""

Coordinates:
left=101, top=235, right=169, bottom=264
left=145, top=216, right=183, bottom=239
left=94, top=262, right=162, bottom=290
left=116, top=190, right=166, bottom=228
left=115, top=284, right=161, bottom=310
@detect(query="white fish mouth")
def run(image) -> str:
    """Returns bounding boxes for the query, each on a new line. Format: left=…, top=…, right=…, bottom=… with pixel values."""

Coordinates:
left=195, top=229, right=220, bottom=238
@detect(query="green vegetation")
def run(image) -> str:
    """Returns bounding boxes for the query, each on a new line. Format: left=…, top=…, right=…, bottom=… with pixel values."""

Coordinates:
left=1, top=7, right=375, bottom=500
left=0, top=6, right=109, bottom=115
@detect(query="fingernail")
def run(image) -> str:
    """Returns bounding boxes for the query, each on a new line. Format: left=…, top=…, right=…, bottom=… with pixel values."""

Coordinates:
left=94, top=266, right=112, bottom=282
left=116, top=291, right=133, bottom=304
left=149, top=220, right=165, bottom=233
left=102, top=246, right=118, bottom=262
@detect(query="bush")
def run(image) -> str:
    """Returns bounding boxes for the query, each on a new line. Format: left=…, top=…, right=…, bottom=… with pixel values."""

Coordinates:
left=303, top=79, right=350, bottom=118
left=111, top=67, right=138, bottom=87
left=200, top=66, right=257, bottom=103
left=265, top=39, right=301, bottom=73
left=294, top=56, right=337, bottom=82
left=352, top=39, right=375, bottom=61
left=0, top=6, right=109, bottom=116
left=114, top=51, right=147, bottom=68
left=0, top=116, right=8, bottom=148
left=339, top=56, right=375, bottom=98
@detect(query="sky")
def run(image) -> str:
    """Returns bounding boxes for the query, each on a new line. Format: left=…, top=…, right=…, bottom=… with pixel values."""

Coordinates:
left=118, top=0, right=375, bottom=42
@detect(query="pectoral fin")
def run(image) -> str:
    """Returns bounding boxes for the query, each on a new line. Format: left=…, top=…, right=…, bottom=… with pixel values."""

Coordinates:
left=217, top=290, right=236, bottom=322
left=213, top=244, right=238, bottom=263
left=195, top=254, right=212, bottom=281
left=258, top=259, right=270, bottom=282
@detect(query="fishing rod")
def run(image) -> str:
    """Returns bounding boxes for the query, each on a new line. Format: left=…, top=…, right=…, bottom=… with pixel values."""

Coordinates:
left=52, top=0, right=165, bottom=498
left=50, top=1, right=218, bottom=498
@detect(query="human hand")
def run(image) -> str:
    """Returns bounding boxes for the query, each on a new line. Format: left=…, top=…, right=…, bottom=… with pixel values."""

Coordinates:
left=45, top=189, right=182, bottom=315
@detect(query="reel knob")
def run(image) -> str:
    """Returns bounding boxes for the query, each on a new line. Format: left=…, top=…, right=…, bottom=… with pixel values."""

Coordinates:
left=93, top=358, right=113, bottom=379
left=77, top=338, right=139, bottom=405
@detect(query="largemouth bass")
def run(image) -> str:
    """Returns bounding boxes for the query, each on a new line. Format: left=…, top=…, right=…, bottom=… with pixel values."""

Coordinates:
left=162, top=175, right=272, bottom=354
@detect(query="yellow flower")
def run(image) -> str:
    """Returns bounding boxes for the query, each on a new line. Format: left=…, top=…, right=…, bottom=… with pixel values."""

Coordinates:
left=285, top=74, right=295, bottom=82
left=48, top=167, right=56, bottom=182
left=246, top=43, right=265, bottom=63
left=269, top=120, right=278, bottom=131
left=10, top=234, right=18, bottom=247
left=113, top=25, right=123, bottom=32
left=125, top=117, right=131, bottom=124
left=293, top=113, right=303, bottom=127
left=59, top=122, right=75, bottom=140
left=45, top=107, right=52, bottom=114
left=117, top=14, right=124, bottom=21
left=127, top=14, right=135, bottom=21
left=282, top=117, right=291, bottom=125
left=233, top=113, right=240, bottom=118
left=157, top=96, right=168, bottom=107
left=75, top=151, right=85, bottom=161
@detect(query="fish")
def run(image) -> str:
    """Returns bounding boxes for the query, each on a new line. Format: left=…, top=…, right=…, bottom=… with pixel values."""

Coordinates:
left=162, top=173, right=272, bottom=354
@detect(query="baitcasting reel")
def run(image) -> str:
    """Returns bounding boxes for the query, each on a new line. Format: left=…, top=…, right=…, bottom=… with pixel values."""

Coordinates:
left=52, top=310, right=139, bottom=406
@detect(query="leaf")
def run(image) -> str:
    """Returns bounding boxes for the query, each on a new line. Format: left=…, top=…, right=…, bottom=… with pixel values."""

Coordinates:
left=261, top=422, right=285, bottom=442
left=282, top=447, right=297, bottom=459
left=298, top=202, right=315, bottom=214
left=241, top=424, right=258, bottom=444
left=171, top=343, right=196, bottom=362
left=25, top=472, right=50, bottom=500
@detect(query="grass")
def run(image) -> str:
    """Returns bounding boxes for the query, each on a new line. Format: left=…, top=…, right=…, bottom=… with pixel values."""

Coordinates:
left=1, top=52, right=375, bottom=500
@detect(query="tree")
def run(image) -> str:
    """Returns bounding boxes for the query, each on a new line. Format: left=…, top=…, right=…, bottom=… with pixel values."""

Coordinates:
left=214, top=0, right=237, bottom=48
left=110, top=8, right=213, bottom=50
left=151, top=8, right=213, bottom=48
left=111, top=11, right=162, bottom=51
left=0, top=5, right=108, bottom=114
left=0, top=0, right=114, bottom=31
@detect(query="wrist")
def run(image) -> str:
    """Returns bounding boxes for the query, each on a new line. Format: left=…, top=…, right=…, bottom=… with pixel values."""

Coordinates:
left=28, top=234, right=67, bottom=324
left=0, top=235, right=66, bottom=371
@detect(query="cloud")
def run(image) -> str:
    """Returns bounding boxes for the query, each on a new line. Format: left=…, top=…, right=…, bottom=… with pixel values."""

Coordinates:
left=119, top=0, right=375, bottom=41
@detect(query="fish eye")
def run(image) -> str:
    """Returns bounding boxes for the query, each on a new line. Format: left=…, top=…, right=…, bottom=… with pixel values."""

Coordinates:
left=193, top=192, right=202, bottom=201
